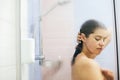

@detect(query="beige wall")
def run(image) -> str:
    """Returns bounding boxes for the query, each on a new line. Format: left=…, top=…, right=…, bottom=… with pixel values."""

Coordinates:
left=41, top=0, right=75, bottom=80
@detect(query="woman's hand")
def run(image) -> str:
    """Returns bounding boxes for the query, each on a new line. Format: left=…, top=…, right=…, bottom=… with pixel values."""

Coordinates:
left=101, top=69, right=114, bottom=80
left=77, top=32, right=81, bottom=43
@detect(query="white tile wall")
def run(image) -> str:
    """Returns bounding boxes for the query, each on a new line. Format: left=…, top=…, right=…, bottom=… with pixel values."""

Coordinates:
left=0, top=20, right=16, bottom=66
left=0, top=66, right=16, bottom=80
left=0, top=0, right=17, bottom=80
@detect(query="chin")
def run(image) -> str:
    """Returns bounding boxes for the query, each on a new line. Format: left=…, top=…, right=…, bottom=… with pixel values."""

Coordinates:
left=97, top=52, right=101, bottom=55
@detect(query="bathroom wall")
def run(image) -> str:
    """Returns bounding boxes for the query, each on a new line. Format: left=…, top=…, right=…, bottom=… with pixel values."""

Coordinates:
left=0, top=0, right=30, bottom=80
left=40, top=0, right=75, bottom=80
left=41, top=0, right=118, bottom=80
left=0, top=0, right=74, bottom=80
left=0, top=0, right=17, bottom=80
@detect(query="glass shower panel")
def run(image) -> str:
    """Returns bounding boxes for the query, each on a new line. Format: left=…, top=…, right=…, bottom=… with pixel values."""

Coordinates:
left=20, top=0, right=119, bottom=80
left=74, top=0, right=118, bottom=80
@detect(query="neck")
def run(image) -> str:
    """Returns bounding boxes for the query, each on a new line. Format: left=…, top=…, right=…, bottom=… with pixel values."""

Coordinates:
left=81, top=51, right=97, bottom=59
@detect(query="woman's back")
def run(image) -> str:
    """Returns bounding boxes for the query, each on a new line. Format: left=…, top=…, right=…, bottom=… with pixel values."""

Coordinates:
left=72, top=54, right=105, bottom=80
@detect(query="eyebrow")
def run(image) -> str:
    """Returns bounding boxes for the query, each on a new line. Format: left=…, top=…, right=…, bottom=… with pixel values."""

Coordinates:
left=94, top=35, right=108, bottom=39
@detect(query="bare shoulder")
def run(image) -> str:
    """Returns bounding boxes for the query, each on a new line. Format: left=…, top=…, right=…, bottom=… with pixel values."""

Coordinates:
left=74, top=56, right=100, bottom=68
left=73, top=57, right=100, bottom=72
left=72, top=58, right=104, bottom=80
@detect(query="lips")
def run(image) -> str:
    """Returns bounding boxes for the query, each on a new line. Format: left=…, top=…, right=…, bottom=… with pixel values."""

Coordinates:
left=97, top=48, right=103, bottom=51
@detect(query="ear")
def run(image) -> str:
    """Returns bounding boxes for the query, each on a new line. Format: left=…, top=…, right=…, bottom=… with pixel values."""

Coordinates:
left=80, top=33, right=87, bottom=42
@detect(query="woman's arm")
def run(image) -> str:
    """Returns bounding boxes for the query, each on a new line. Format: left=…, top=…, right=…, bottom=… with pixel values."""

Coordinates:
left=101, top=69, right=114, bottom=80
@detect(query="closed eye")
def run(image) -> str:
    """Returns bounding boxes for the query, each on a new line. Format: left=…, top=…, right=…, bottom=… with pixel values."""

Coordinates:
left=103, top=37, right=107, bottom=41
left=95, top=37, right=101, bottom=41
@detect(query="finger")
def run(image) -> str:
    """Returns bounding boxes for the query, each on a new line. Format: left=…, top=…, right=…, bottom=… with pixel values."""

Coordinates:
left=78, top=32, right=80, bottom=35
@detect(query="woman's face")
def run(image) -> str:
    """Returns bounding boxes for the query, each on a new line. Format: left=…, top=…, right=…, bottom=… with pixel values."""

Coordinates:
left=83, top=28, right=111, bottom=57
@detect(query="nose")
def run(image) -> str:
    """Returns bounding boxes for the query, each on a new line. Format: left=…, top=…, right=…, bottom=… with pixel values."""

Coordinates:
left=99, top=40, right=105, bottom=47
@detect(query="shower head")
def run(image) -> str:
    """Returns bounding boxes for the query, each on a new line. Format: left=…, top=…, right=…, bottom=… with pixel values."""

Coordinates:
left=40, top=0, right=71, bottom=21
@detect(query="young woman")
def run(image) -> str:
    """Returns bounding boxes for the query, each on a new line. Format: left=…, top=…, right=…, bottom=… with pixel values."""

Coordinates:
left=71, top=20, right=114, bottom=80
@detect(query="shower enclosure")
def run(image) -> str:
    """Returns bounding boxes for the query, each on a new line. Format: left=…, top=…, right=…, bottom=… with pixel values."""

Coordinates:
left=18, top=0, right=120, bottom=80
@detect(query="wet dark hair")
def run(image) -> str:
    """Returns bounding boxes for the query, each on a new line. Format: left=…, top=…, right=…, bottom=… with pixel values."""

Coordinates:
left=71, top=19, right=107, bottom=65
